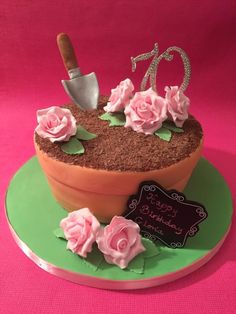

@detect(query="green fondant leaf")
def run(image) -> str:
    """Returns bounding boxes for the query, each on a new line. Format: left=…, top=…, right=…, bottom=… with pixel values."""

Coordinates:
left=61, top=137, right=85, bottom=155
left=82, top=244, right=104, bottom=271
left=99, top=112, right=126, bottom=127
left=127, top=254, right=145, bottom=274
left=76, top=125, right=97, bottom=140
left=162, top=121, right=184, bottom=133
left=142, top=238, right=161, bottom=258
left=53, top=228, right=66, bottom=240
left=99, top=112, right=111, bottom=121
left=154, top=127, right=172, bottom=142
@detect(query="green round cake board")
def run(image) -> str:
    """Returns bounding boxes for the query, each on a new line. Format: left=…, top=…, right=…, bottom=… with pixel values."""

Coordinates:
left=5, top=157, right=233, bottom=289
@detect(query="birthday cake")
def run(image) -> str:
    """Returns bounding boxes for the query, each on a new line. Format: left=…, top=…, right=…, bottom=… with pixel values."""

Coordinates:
left=6, top=34, right=233, bottom=286
left=32, top=33, right=207, bottom=272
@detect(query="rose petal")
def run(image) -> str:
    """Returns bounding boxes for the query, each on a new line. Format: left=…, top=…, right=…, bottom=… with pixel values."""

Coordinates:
left=124, top=88, right=167, bottom=135
left=104, top=79, right=134, bottom=113
left=165, top=86, right=189, bottom=127
left=35, top=106, right=77, bottom=142
left=96, top=216, right=145, bottom=269
left=60, top=208, right=100, bottom=258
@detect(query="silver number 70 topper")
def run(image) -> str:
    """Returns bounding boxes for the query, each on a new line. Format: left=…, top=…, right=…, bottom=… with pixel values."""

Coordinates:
left=131, top=43, right=191, bottom=95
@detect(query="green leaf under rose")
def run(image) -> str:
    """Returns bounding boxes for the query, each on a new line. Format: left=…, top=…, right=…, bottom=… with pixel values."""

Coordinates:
left=75, top=125, right=97, bottom=140
left=162, top=121, right=184, bottom=133
left=154, top=127, right=172, bottom=142
left=154, top=122, right=184, bottom=142
left=61, top=137, right=85, bottom=155
left=61, top=125, right=97, bottom=155
left=99, top=112, right=126, bottom=127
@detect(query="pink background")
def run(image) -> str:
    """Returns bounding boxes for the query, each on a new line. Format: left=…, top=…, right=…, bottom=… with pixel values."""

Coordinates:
left=1, top=1, right=236, bottom=313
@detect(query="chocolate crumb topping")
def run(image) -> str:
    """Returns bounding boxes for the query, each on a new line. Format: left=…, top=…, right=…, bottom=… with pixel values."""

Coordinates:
left=35, top=96, right=203, bottom=172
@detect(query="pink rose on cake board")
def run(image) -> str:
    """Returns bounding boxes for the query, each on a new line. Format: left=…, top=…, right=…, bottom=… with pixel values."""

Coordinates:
left=35, top=106, right=77, bottom=142
left=124, top=87, right=167, bottom=134
left=96, top=216, right=145, bottom=269
left=165, top=86, right=189, bottom=127
left=60, top=208, right=100, bottom=258
left=104, top=78, right=134, bottom=112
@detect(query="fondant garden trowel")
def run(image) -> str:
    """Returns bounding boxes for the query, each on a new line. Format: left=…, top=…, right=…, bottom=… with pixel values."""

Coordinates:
left=57, top=33, right=99, bottom=110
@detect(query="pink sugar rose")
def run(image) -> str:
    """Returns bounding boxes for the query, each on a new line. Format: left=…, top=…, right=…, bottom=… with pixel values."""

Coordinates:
left=35, top=106, right=77, bottom=142
left=165, top=86, right=190, bottom=127
left=104, top=78, right=134, bottom=113
left=124, top=88, right=167, bottom=134
left=60, top=208, right=100, bottom=258
left=96, top=216, right=145, bottom=269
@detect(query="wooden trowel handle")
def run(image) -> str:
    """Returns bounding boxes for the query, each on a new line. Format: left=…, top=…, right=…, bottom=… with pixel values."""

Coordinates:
left=57, top=33, right=78, bottom=71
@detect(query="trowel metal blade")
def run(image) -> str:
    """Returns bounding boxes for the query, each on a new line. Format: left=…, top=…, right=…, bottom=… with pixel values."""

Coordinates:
left=62, top=72, right=99, bottom=111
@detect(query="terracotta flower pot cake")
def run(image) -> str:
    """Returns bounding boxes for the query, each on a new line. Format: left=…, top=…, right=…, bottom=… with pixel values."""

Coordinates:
left=34, top=35, right=203, bottom=223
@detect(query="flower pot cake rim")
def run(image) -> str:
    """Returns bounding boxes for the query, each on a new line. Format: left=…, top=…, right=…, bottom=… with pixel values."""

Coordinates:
left=34, top=137, right=203, bottom=197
